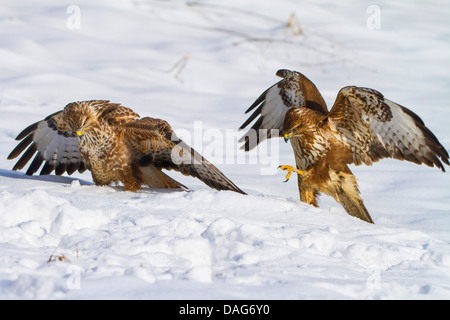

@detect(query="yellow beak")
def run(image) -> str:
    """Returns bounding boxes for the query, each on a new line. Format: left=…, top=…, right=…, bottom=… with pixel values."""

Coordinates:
left=76, top=128, right=85, bottom=136
left=284, top=132, right=291, bottom=143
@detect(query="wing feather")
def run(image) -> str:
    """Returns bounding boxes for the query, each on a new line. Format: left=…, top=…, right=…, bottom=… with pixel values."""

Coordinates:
left=8, top=111, right=87, bottom=176
left=8, top=133, right=34, bottom=160
left=12, top=142, right=37, bottom=171
left=124, top=118, right=246, bottom=194
left=239, top=84, right=295, bottom=150
left=239, top=69, right=327, bottom=151
left=325, top=86, right=449, bottom=171
left=27, top=153, right=44, bottom=175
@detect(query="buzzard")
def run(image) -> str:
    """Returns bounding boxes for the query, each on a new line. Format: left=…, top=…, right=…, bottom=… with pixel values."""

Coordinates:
left=239, top=69, right=449, bottom=223
left=8, top=100, right=245, bottom=194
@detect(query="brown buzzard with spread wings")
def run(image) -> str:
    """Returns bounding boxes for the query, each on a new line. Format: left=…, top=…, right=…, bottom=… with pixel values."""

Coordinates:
left=240, top=69, right=448, bottom=223
left=8, top=100, right=245, bottom=194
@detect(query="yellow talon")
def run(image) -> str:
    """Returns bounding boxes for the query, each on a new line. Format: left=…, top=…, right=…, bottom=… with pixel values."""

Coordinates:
left=278, top=165, right=304, bottom=182
left=283, top=171, right=292, bottom=182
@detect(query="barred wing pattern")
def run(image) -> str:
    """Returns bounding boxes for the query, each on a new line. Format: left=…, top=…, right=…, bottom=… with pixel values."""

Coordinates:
left=7, top=111, right=87, bottom=176
left=239, top=69, right=327, bottom=151
left=124, top=117, right=246, bottom=194
left=238, top=69, right=448, bottom=223
left=8, top=101, right=246, bottom=194
left=325, top=86, right=450, bottom=170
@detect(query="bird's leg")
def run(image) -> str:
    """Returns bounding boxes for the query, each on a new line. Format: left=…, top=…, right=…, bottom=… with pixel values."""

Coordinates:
left=278, top=165, right=304, bottom=182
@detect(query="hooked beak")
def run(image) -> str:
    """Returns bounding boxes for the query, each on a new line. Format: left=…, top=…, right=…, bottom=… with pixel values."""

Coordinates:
left=283, top=132, right=291, bottom=143
left=76, top=128, right=85, bottom=137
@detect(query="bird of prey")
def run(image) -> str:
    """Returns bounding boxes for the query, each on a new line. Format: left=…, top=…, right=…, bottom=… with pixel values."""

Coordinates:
left=8, top=100, right=245, bottom=194
left=239, top=69, right=448, bottom=223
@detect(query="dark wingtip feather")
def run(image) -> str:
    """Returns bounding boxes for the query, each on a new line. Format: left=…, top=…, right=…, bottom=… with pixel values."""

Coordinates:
left=78, top=162, right=87, bottom=174
left=243, top=86, right=271, bottom=114
left=55, top=162, right=67, bottom=176
left=7, top=133, right=34, bottom=160
left=40, top=162, right=56, bottom=175
left=15, top=122, right=39, bottom=141
left=239, top=104, right=263, bottom=130
left=12, top=143, right=37, bottom=171
left=201, top=171, right=247, bottom=195
left=26, top=153, right=44, bottom=176
left=408, top=109, right=450, bottom=172
left=276, top=69, right=292, bottom=78
left=66, top=162, right=79, bottom=175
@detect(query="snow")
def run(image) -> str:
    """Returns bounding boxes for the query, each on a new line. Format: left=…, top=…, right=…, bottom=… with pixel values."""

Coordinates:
left=0, top=0, right=449, bottom=300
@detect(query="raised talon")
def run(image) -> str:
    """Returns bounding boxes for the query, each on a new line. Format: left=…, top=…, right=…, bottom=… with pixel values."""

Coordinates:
left=283, top=171, right=292, bottom=182
left=278, top=165, right=304, bottom=182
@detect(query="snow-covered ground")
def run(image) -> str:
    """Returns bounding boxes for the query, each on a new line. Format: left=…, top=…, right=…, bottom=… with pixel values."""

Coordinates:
left=0, top=0, right=449, bottom=299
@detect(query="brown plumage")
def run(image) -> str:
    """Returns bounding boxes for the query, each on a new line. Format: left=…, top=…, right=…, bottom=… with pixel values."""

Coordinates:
left=239, top=69, right=449, bottom=223
left=8, top=100, right=245, bottom=194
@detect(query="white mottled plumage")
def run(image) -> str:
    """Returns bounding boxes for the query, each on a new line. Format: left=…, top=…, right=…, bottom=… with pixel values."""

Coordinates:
left=239, top=69, right=311, bottom=150
left=34, top=121, right=80, bottom=167
left=8, top=100, right=246, bottom=194
left=240, top=69, right=449, bottom=223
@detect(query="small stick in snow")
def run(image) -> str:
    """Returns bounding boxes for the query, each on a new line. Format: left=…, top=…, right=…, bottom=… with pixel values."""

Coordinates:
left=168, top=53, right=191, bottom=82
left=47, top=236, right=71, bottom=263
left=287, top=13, right=304, bottom=36
left=48, top=253, right=71, bottom=263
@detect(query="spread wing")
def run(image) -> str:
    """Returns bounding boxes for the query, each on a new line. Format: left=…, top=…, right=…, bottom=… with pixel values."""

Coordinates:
left=7, top=111, right=87, bottom=176
left=239, top=69, right=327, bottom=151
left=324, top=86, right=449, bottom=171
left=123, top=117, right=246, bottom=194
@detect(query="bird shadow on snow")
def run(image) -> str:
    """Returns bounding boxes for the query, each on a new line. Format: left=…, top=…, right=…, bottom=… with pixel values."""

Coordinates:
left=0, top=168, right=190, bottom=194
left=0, top=168, right=94, bottom=186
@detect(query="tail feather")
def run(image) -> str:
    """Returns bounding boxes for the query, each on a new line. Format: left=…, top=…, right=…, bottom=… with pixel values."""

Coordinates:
left=140, top=165, right=187, bottom=190
left=336, top=192, right=374, bottom=224
left=327, top=170, right=374, bottom=224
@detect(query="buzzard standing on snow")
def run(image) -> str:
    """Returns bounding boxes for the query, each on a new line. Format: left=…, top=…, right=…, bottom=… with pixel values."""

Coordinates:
left=239, top=69, right=449, bottom=223
left=8, top=100, right=245, bottom=194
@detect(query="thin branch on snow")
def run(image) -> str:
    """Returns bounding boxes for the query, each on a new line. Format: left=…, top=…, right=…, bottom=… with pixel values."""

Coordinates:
left=168, top=53, right=191, bottom=83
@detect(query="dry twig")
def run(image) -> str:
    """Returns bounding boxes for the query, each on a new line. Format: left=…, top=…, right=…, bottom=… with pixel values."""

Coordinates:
left=168, top=53, right=191, bottom=82
left=287, top=13, right=304, bottom=36
left=47, top=237, right=78, bottom=263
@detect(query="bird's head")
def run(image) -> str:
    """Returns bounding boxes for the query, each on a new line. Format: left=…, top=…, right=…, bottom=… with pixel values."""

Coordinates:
left=283, top=126, right=300, bottom=143
left=62, top=102, right=99, bottom=138
left=74, top=119, right=100, bottom=140
left=283, top=109, right=304, bottom=142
